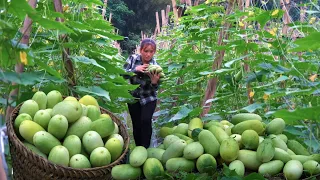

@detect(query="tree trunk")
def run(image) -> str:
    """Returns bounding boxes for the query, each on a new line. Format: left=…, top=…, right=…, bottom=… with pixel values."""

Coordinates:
left=200, top=0, right=236, bottom=117
left=5, top=0, right=37, bottom=122
left=53, top=0, right=76, bottom=87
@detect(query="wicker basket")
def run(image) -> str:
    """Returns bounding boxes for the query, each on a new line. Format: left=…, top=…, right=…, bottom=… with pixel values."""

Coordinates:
left=7, top=102, right=130, bottom=180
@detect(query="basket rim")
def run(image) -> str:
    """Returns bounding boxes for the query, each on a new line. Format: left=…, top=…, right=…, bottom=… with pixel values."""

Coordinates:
left=7, top=101, right=130, bottom=172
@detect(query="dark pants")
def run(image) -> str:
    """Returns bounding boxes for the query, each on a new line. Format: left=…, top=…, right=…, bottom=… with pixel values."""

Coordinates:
left=127, top=100, right=157, bottom=148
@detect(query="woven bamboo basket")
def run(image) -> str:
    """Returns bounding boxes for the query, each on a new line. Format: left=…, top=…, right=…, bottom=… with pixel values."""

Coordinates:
left=7, top=102, right=130, bottom=180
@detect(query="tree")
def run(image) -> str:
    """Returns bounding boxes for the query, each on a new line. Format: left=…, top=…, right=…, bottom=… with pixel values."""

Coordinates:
left=104, top=0, right=134, bottom=34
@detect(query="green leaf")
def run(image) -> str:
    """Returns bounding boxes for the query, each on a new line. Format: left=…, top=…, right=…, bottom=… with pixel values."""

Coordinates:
left=290, top=32, right=320, bottom=52
left=272, top=106, right=320, bottom=125
left=224, top=54, right=252, bottom=68
left=243, top=173, right=265, bottom=180
left=8, top=0, right=36, bottom=20
left=92, top=29, right=123, bottom=40
left=273, top=76, right=289, bottom=83
left=0, top=71, right=64, bottom=85
left=29, top=14, right=74, bottom=34
left=242, top=103, right=264, bottom=113
left=100, top=82, right=138, bottom=99
left=76, top=86, right=111, bottom=101
left=169, top=105, right=192, bottom=122
left=71, top=56, right=105, bottom=70
left=82, top=0, right=103, bottom=6
left=34, top=59, right=62, bottom=79
left=0, top=20, right=13, bottom=29
left=252, top=11, right=271, bottom=29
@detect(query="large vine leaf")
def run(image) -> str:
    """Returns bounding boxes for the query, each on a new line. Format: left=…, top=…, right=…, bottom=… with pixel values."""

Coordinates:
left=272, top=106, right=320, bottom=125
left=76, top=86, right=111, bottom=102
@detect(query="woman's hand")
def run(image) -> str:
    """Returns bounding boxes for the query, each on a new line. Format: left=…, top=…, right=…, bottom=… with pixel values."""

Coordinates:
left=146, top=71, right=160, bottom=85
left=135, top=64, right=149, bottom=73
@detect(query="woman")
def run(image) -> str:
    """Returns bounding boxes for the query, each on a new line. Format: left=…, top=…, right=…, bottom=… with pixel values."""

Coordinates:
left=123, top=38, right=160, bottom=148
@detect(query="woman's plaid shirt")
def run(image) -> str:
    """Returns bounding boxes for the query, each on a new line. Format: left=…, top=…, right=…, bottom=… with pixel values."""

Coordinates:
left=123, top=54, right=159, bottom=105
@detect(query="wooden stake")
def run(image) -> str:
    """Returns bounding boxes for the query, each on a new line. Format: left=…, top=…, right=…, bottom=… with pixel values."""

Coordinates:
left=5, top=0, right=37, bottom=122
left=194, top=0, right=200, bottom=6
left=156, top=11, right=161, bottom=34
left=161, top=10, right=166, bottom=27
left=281, top=0, right=291, bottom=35
left=186, top=0, right=192, bottom=6
left=166, top=5, right=171, bottom=22
left=53, top=0, right=76, bottom=88
left=171, top=0, right=179, bottom=25
left=109, top=13, right=112, bottom=23
left=201, top=0, right=236, bottom=117
left=101, top=0, right=108, bottom=18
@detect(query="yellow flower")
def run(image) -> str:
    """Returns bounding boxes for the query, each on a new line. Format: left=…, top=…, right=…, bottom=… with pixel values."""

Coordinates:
left=249, top=91, right=255, bottom=98
left=205, top=0, right=210, bottom=4
left=309, top=17, right=316, bottom=24
left=80, top=50, right=85, bottom=56
left=248, top=25, right=253, bottom=29
left=271, top=9, right=279, bottom=16
left=58, top=70, right=61, bottom=73
left=248, top=11, right=254, bottom=16
left=63, top=5, right=69, bottom=12
left=38, top=27, right=43, bottom=33
left=239, top=21, right=245, bottom=27
left=263, top=93, right=269, bottom=100
left=269, top=28, right=277, bottom=36
left=267, top=43, right=272, bottom=48
left=44, top=40, right=49, bottom=44
left=48, top=61, right=54, bottom=66
left=309, top=74, right=317, bottom=82
left=308, top=49, right=313, bottom=52
left=20, top=51, right=28, bottom=65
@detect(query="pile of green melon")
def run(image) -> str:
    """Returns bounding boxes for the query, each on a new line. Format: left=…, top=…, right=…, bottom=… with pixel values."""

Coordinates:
left=111, top=113, right=320, bottom=180
left=14, top=90, right=125, bottom=168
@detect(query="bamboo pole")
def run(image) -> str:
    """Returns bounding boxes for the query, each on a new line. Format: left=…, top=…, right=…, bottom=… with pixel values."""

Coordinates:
left=101, top=0, right=108, bottom=18
left=171, top=0, right=179, bottom=25
left=5, top=0, right=37, bottom=122
left=200, top=0, right=236, bottom=117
